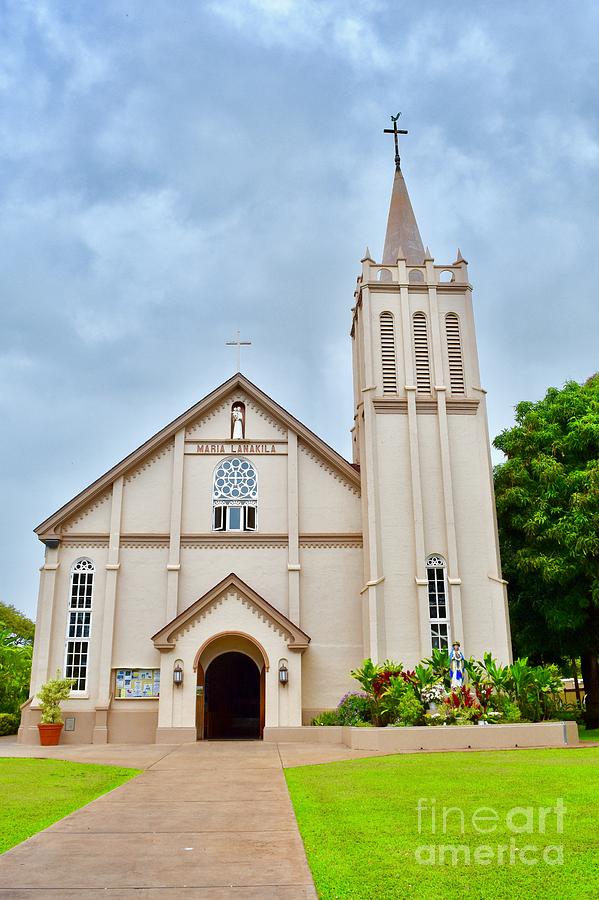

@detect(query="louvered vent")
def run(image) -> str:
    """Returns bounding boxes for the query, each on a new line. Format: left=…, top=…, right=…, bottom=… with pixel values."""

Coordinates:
left=412, top=312, right=431, bottom=393
left=379, top=312, right=397, bottom=393
left=445, top=313, right=465, bottom=393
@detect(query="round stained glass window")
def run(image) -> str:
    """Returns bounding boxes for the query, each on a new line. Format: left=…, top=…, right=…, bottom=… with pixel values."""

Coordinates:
left=213, top=458, right=258, bottom=500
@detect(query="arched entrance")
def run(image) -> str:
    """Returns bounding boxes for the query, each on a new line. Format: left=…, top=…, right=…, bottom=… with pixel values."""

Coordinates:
left=202, top=651, right=263, bottom=739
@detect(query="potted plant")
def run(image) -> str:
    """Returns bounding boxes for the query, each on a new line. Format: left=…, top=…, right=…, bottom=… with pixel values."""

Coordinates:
left=36, top=672, right=75, bottom=746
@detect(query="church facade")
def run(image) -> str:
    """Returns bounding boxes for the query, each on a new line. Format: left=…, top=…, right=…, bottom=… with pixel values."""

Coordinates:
left=19, top=156, right=511, bottom=745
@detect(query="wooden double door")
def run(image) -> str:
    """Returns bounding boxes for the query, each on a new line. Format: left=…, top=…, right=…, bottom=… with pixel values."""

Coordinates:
left=196, top=651, right=265, bottom=740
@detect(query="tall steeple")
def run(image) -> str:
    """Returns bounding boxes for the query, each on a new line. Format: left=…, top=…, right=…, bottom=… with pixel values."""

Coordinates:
left=381, top=114, right=425, bottom=266
left=381, top=165, right=425, bottom=266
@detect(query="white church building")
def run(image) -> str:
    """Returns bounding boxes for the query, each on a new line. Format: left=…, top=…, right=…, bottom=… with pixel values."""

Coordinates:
left=20, top=149, right=512, bottom=744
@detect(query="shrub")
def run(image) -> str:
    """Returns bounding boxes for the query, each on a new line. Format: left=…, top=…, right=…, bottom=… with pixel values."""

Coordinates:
left=379, top=675, right=409, bottom=724
left=549, top=701, right=584, bottom=724
left=391, top=689, right=424, bottom=726
left=36, top=672, right=75, bottom=725
left=424, top=712, right=445, bottom=726
left=491, top=694, right=521, bottom=722
left=0, top=712, right=20, bottom=736
left=336, top=692, right=372, bottom=725
left=311, top=710, right=341, bottom=726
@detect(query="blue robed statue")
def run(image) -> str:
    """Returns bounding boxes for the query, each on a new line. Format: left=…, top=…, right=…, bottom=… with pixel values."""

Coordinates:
left=449, top=641, right=466, bottom=689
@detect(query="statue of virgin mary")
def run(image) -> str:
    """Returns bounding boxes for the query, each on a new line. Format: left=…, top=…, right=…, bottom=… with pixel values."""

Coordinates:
left=232, top=405, right=244, bottom=440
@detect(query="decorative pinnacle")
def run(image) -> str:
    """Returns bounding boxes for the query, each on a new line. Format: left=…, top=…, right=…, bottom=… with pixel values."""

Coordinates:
left=383, top=112, right=408, bottom=170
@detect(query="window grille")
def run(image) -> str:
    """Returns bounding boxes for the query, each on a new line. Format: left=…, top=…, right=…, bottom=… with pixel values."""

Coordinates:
left=413, top=312, right=431, bottom=393
left=64, top=558, right=94, bottom=691
left=379, top=312, right=397, bottom=393
left=445, top=313, right=465, bottom=393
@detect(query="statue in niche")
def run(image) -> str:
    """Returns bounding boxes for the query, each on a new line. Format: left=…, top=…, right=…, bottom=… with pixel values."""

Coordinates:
left=231, top=403, right=245, bottom=440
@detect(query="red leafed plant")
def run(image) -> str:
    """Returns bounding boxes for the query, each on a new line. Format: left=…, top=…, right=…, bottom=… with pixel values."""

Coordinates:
left=372, top=667, right=403, bottom=698
left=445, top=686, right=479, bottom=709
left=475, top=685, right=493, bottom=710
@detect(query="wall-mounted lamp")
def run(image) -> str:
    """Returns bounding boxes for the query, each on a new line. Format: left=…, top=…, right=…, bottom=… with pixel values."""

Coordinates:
left=173, top=661, right=184, bottom=686
left=278, top=661, right=289, bottom=686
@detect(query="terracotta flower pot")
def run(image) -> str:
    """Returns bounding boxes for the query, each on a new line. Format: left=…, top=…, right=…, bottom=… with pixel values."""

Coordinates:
left=38, top=723, right=64, bottom=746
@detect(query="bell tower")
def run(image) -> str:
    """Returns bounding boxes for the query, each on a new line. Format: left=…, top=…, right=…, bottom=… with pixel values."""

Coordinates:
left=351, top=123, right=512, bottom=666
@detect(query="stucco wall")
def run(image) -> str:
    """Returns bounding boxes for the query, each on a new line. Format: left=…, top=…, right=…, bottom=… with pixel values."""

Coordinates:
left=298, top=444, right=361, bottom=534
left=112, top=547, right=167, bottom=667
left=299, top=547, right=364, bottom=709
left=121, top=444, right=174, bottom=534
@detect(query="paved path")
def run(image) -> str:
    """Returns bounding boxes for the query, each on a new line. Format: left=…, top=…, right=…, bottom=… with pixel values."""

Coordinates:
left=0, top=740, right=382, bottom=898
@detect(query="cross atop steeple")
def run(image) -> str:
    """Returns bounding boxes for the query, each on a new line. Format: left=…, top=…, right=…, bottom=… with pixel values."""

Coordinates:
left=383, top=113, right=408, bottom=170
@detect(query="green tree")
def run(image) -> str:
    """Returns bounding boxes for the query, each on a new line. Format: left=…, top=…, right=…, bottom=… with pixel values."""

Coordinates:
left=0, top=628, right=33, bottom=714
left=0, top=601, right=34, bottom=645
left=0, top=602, right=34, bottom=714
left=493, top=375, right=599, bottom=727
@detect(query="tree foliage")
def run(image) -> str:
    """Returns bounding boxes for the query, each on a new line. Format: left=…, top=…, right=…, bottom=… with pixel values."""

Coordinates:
left=0, top=602, right=34, bottom=715
left=0, top=628, right=33, bottom=715
left=493, top=375, right=599, bottom=726
left=0, top=601, right=34, bottom=645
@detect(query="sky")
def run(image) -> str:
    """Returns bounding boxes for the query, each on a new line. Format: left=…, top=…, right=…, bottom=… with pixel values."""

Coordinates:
left=2, top=0, right=598, bottom=618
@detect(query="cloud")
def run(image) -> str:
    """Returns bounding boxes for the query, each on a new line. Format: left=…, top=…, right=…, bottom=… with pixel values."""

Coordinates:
left=208, top=0, right=391, bottom=70
left=1, top=0, right=599, bottom=616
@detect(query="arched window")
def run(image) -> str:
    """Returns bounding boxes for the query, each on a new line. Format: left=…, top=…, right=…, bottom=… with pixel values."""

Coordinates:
left=445, top=313, right=465, bottom=393
left=213, top=457, right=258, bottom=532
left=379, top=312, right=397, bottom=393
left=412, top=312, right=431, bottom=393
left=64, top=558, right=94, bottom=692
left=426, top=554, right=450, bottom=650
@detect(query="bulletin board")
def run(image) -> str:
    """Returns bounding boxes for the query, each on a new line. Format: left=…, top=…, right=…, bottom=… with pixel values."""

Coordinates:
left=114, top=668, right=160, bottom=699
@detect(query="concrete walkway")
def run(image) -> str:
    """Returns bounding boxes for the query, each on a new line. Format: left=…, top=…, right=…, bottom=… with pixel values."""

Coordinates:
left=0, top=740, right=382, bottom=898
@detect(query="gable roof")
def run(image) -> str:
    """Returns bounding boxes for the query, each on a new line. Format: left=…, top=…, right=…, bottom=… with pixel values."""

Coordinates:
left=151, top=573, right=310, bottom=652
left=35, top=373, right=360, bottom=538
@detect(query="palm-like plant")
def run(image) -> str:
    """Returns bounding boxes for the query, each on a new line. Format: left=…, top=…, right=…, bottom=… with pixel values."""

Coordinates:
left=423, top=647, right=451, bottom=689
left=476, top=652, right=511, bottom=695
left=411, top=663, right=440, bottom=702
left=350, top=659, right=383, bottom=694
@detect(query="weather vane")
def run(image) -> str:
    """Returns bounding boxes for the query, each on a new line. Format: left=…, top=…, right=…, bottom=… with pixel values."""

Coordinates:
left=383, top=112, right=408, bottom=170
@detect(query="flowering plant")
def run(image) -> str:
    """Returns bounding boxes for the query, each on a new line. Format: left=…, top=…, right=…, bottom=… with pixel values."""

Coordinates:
left=421, top=684, right=446, bottom=704
left=336, top=691, right=372, bottom=725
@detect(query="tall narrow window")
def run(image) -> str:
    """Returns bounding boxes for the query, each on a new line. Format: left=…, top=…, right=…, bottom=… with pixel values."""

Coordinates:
left=412, top=312, right=431, bottom=393
left=426, top=554, right=450, bottom=650
left=64, top=558, right=94, bottom=692
left=445, top=313, right=465, bottom=393
left=212, top=457, right=258, bottom=532
left=379, top=312, right=397, bottom=393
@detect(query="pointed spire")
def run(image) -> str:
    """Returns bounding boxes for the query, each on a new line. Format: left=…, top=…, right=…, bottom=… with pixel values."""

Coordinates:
left=362, top=245, right=374, bottom=262
left=454, top=248, right=468, bottom=265
left=382, top=167, right=425, bottom=267
left=424, top=245, right=433, bottom=260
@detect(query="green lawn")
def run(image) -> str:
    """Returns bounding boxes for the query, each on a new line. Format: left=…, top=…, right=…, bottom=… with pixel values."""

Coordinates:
left=0, top=758, right=139, bottom=854
left=579, top=726, right=599, bottom=742
left=286, top=748, right=599, bottom=900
